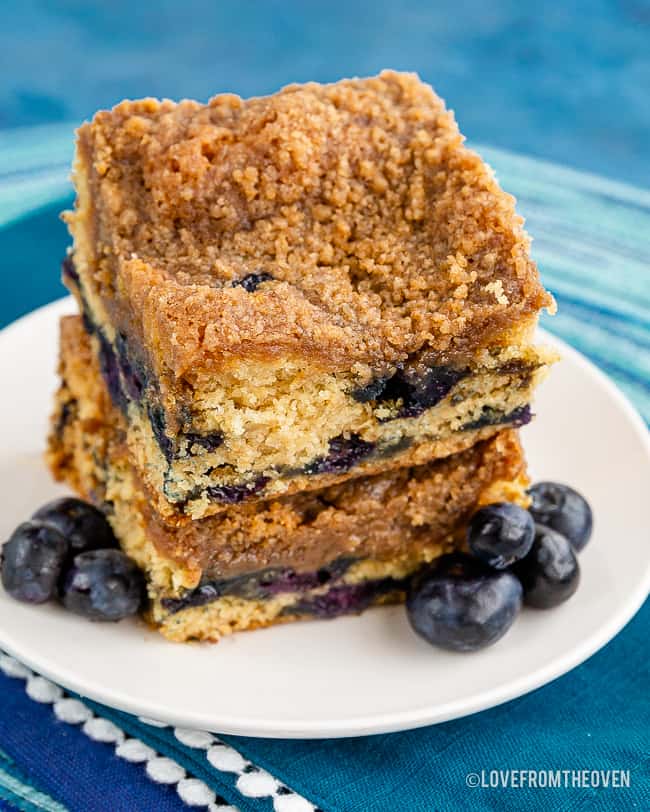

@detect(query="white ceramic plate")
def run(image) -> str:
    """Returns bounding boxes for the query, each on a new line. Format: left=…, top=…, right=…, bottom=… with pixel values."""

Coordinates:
left=0, top=298, right=648, bottom=739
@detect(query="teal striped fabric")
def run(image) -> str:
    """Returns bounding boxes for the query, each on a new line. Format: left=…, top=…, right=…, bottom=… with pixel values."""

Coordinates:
left=0, top=748, right=67, bottom=812
left=0, top=123, right=648, bottom=423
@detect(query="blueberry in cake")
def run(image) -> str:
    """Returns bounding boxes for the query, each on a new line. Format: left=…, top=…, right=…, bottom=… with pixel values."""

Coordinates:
left=63, top=71, right=555, bottom=522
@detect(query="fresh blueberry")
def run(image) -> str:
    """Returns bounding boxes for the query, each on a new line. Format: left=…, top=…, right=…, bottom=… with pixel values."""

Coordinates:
left=528, top=482, right=593, bottom=552
left=32, top=497, right=118, bottom=556
left=514, top=524, right=580, bottom=609
left=232, top=272, right=273, bottom=292
left=406, top=553, right=522, bottom=652
left=467, top=502, right=535, bottom=569
left=60, top=549, right=145, bottom=621
left=1, top=521, right=68, bottom=604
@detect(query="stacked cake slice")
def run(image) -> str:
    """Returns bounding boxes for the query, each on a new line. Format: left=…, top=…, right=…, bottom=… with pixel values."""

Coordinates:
left=47, top=71, right=554, bottom=641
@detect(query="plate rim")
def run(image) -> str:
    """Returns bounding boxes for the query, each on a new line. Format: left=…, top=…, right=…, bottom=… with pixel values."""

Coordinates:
left=0, top=297, right=649, bottom=738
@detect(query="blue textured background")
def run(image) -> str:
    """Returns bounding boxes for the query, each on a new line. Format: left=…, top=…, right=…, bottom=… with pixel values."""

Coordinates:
left=2, top=0, right=650, bottom=185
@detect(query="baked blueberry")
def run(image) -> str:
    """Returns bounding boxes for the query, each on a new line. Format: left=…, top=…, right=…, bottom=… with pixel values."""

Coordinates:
left=147, top=402, right=174, bottom=461
left=528, top=482, right=593, bottom=552
left=352, top=363, right=466, bottom=417
left=1, top=521, right=68, bottom=604
left=395, top=364, right=467, bottom=416
left=96, top=331, right=126, bottom=412
left=351, top=376, right=391, bottom=404
left=467, top=502, right=535, bottom=569
left=60, top=549, right=145, bottom=621
left=406, top=553, right=522, bottom=652
left=32, top=497, right=117, bottom=556
left=286, top=579, right=399, bottom=619
left=115, top=332, right=146, bottom=401
left=185, top=431, right=224, bottom=454
left=61, top=254, right=79, bottom=285
left=304, top=434, right=374, bottom=475
left=160, top=558, right=358, bottom=613
left=462, top=404, right=532, bottom=431
left=232, top=272, right=273, bottom=292
left=514, top=524, right=580, bottom=609
left=206, top=477, right=269, bottom=504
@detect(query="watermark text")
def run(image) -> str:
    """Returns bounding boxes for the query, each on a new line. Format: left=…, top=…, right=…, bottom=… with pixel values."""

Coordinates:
left=465, top=769, right=630, bottom=789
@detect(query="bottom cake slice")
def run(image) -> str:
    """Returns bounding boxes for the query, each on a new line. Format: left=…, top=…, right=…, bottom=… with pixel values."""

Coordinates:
left=47, top=316, right=530, bottom=642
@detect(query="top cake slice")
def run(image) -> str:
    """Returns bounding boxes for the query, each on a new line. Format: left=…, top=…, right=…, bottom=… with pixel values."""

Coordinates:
left=65, top=70, right=554, bottom=521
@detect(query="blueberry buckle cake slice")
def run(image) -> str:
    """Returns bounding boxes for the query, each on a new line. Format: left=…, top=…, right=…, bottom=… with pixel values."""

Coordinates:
left=63, top=70, right=554, bottom=521
left=47, top=316, right=529, bottom=642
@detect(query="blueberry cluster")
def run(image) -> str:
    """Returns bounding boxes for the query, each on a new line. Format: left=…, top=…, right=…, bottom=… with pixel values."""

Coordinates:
left=406, top=482, right=592, bottom=652
left=1, top=498, right=144, bottom=622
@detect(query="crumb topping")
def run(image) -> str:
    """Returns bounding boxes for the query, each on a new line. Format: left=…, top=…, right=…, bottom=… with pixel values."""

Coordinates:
left=73, top=71, right=551, bottom=374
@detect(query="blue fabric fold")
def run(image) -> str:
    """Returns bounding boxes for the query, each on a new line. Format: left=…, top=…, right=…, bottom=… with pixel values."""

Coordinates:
left=0, top=668, right=188, bottom=812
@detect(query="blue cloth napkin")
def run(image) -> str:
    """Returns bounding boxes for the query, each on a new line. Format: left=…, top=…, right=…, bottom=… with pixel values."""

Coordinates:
left=0, top=126, right=648, bottom=811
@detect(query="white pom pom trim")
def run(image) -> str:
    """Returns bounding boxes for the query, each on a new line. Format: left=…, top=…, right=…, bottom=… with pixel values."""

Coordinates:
left=0, top=648, right=316, bottom=811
